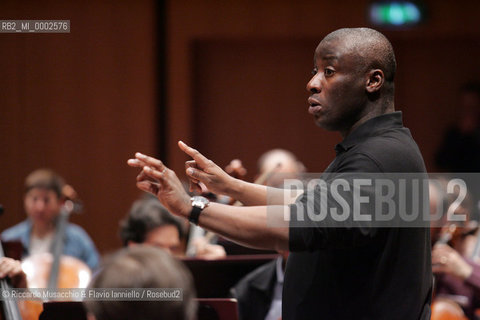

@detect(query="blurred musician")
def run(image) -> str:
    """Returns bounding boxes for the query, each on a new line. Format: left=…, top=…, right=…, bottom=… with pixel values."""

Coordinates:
left=430, top=180, right=480, bottom=319
left=85, top=246, right=197, bottom=320
left=230, top=149, right=304, bottom=320
left=1, top=169, right=99, bottom=270
left=121, top=195, right=226, bottom=258
left=120, top=196, right=185, bottom=256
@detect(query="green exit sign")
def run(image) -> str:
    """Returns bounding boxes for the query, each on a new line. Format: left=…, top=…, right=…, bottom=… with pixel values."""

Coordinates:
left=369, top=1, right=425, bottom=26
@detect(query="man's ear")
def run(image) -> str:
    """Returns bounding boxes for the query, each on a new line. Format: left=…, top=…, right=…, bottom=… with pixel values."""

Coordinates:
left=366, top=69, right=384, bottom=93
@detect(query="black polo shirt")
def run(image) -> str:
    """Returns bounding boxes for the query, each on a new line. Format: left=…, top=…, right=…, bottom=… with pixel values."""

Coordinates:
left=284, top=112, right=432, bottom=320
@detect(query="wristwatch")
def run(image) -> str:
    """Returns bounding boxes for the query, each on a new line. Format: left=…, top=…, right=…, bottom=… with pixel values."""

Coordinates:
left=189, top=196, right=210, bottom=225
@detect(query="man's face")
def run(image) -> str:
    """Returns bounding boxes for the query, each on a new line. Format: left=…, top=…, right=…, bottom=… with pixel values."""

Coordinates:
left=24, top=188, right=62, bottom=227
left=142, top=225, right=182, bottom=256
left=306, top=39, right=368, bottom=135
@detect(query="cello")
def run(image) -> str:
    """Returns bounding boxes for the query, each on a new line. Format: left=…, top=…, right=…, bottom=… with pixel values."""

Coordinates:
left=20, top=188, right=92, bottom=320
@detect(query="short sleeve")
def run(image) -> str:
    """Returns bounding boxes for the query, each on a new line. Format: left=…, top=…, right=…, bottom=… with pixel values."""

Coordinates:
left=288, top=152, right=383, bottom=252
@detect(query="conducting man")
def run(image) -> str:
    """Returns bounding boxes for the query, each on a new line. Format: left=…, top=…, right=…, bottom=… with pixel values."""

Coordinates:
left=128, top=28, right=432, bottom=320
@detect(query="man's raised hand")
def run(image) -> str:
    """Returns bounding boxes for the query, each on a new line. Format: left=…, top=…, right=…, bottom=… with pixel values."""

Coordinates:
left=127, top=153, right=191, bottom=218
left=178, top=141, right=237, bottom=196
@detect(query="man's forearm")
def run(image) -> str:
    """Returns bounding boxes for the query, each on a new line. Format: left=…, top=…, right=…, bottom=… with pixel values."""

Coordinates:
left=228, top=179, right=302, bottom=206
left=190, top=202, right=290, bottom=252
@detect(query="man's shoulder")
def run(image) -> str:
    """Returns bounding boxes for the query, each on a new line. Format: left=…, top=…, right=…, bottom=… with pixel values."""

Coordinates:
left=359, top=125, right=416, bottom=151
left=352, top=129, right=426, bottom=173
left=1, top=220, right=30, bottom=240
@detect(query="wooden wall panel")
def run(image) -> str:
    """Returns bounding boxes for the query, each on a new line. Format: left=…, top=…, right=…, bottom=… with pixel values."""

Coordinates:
left=192, top=39, right=339, bottom=176
left=393, top=36, right=480, bottom=170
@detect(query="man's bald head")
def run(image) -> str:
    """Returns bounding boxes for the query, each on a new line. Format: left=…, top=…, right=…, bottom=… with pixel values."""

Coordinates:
left=308, top=27, right=397, bottom=134
left=321, top=28, right=396, bottom=84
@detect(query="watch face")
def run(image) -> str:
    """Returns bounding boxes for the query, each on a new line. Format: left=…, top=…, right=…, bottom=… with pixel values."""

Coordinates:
left=191, top=196, right=209, bottom=209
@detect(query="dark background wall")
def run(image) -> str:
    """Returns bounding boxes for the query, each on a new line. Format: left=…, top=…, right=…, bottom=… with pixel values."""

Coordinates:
left=1, top=0, right=480, bottom=255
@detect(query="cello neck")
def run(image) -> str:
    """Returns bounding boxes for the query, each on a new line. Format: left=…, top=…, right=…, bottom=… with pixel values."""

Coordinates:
left=47, top=201, right=74, bottom=290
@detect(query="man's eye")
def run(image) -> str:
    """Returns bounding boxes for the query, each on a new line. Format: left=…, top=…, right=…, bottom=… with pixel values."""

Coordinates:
left=324, top=68, right=335, bottom=76
left=311, top=69, right=318, bottom=76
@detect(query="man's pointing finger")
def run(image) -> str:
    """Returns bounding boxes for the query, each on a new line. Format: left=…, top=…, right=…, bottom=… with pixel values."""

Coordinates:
left=178, top=141, right=210, bottom=167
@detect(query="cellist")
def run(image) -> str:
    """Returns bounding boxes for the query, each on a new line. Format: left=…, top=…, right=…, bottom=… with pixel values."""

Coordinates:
left=1, top=169, right=99, bottom=270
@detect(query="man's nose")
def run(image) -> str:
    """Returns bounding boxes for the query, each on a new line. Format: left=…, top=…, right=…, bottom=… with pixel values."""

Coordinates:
left=306, top=74, right=321, bottom=93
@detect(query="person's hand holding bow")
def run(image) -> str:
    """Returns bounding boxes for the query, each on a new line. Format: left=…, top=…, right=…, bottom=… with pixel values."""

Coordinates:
left=432, top=243, right=473, bottom=280
left=0, top=257, right=27, bottom=288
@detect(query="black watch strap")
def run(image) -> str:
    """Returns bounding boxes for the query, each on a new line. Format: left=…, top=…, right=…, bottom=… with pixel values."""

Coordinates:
left=188, top=206, right=203, bottom=225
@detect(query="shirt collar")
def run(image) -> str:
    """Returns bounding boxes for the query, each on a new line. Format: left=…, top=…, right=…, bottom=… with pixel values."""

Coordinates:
left=335, top=111, right=403, bottom=154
